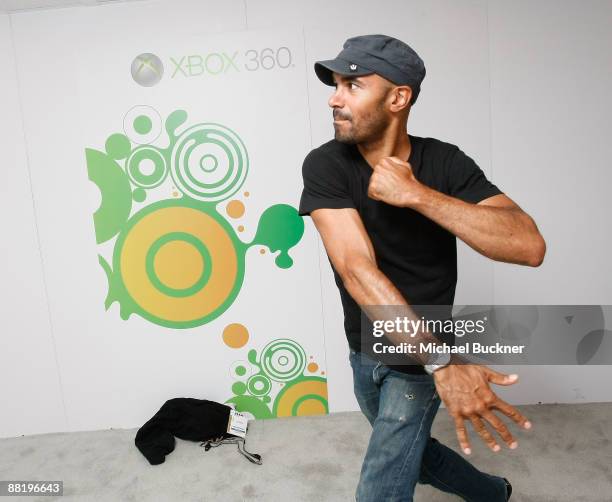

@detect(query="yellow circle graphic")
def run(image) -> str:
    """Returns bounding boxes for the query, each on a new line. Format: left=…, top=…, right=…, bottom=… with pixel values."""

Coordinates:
left=275, top=379, right=328, bottom=417
left=226, top=200, right=245, bottom=219
left=223, top=323, right=249, bottom=348
left=120, top=206, right=237, bottom=322
left=154, top=240, right=204, bottom=290
left=296, top=399, right=327, bottom=415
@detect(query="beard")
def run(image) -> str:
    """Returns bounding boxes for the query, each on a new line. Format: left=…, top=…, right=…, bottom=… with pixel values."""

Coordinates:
left=333, top=100, right=389, bottom=145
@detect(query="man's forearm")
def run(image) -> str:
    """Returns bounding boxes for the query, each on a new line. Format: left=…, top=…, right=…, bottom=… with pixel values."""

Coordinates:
left=341, top=255, right=443, bottom=366
left=410, top=185, right=545, bottom=266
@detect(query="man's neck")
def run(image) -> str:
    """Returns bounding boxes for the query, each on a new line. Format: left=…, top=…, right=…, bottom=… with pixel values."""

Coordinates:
left=357, top=124, right=411, bottom=169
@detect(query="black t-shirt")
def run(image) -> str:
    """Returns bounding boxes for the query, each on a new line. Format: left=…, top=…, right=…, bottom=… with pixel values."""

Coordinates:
left=298, top=135, right=503, bottom=374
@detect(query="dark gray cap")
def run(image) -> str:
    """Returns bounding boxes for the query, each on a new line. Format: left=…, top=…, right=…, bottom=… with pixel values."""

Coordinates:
left=314, top=34, right=426, bottom=104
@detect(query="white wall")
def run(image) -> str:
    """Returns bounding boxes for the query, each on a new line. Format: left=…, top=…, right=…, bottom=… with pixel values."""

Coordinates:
left=0, top=12, right=68, bottom=435
left=485, top=0, right=612, bottom=405
left=1, top=0, right=610, bottom=437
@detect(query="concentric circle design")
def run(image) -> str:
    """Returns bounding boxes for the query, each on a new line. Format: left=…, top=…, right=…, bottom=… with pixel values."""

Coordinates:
left=170, top=123, right=248, bottom=201
left=115, top=201, right=243, bottom=324
left=260, top=339, right=307, bottom=382
left=126, top=146, right=168, bottom=188
left=145, top=232, right=212, bottom=297
left=123, top=105, right=163, bottom=145
left=247, top=374, right=272, bottom=396
left=274, top=377, right=328, bottom=417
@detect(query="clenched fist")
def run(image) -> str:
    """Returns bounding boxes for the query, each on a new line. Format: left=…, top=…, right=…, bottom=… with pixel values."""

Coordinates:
left=367, top=156, right=425, bottom=208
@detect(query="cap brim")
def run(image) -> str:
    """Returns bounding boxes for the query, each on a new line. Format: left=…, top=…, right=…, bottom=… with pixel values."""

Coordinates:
left=314, top=58, right=374, bottom=86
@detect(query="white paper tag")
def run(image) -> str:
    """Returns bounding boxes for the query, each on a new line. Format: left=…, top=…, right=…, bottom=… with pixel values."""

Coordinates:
left=227, top=409, right=248, bottom=438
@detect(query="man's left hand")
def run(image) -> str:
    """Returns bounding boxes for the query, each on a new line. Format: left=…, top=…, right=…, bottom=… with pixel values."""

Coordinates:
left=367, top=156, right=425, bottom=208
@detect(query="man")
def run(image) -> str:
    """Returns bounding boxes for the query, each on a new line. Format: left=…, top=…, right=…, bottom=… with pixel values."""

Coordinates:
left=298, top=35, right=546, bottom=501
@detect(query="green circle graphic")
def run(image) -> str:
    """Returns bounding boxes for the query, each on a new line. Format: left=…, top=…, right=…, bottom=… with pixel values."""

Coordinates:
left=170, top=123, right=248, bottom=202
left=200, top=154, right=219, bottom=173
left=247, top=374, right=272, bottom=396
left=232, top=381, right=247, bottom=396
left=260, top=339, right=307, bottom=382
left=127, top=146, right=167, bottom=188
left=134, top=115, right=153, bottom=134
left=181, top=137, right=235, bottom=190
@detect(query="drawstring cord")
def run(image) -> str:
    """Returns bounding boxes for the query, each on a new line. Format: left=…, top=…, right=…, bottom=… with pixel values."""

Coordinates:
left=200, top=436, right=263, bottom=465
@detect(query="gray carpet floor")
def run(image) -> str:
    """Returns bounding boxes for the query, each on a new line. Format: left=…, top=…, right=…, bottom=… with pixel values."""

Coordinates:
left=1, top=403, right=611, bottom=501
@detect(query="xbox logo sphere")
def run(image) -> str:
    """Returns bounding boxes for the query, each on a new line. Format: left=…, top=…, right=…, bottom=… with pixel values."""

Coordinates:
left=131, top=53, right=164, bottom=87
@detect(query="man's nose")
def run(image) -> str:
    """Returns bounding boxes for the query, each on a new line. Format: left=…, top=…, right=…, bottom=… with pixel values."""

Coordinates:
left=328, top=88, right=343, bottom=108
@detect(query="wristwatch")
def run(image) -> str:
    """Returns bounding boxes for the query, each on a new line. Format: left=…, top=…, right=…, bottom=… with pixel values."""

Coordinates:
left=424, top=352, right=451, bottom=375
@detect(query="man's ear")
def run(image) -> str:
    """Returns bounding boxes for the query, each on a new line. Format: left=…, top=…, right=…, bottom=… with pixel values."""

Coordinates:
left=388, top=85, right=413, bottom=113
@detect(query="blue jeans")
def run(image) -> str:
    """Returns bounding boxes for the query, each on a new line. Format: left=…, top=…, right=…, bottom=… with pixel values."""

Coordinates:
left=349, top=349, right=508, bottom=502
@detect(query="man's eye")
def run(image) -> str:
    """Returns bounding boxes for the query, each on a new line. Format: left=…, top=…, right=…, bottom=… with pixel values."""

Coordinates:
left=350, top=82, right=359, bottom=89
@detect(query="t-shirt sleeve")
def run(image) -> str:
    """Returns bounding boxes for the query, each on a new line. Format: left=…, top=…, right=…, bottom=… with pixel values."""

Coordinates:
left=447, top=147, right=503, bottom=204
left=298, top=148, right=356, bottom=216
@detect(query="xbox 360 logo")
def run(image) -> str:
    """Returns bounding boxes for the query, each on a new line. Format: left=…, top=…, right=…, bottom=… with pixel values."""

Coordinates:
left=131, top=53, right=164, bottom=87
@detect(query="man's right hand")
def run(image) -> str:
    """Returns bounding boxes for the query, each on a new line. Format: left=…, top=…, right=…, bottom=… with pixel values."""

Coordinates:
left=432, top=364, right=532, bottom=454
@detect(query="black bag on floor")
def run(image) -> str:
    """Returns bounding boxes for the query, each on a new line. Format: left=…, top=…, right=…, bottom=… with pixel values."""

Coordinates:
left=134, top=397, right=261, bottom=465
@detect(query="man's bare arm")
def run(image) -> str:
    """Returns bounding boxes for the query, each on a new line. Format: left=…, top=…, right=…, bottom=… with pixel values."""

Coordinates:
left=311, top=207, right=442, bottom=366
left=412, top=191, right=546, bottom=266
left=310, top=207, right=404, bottom=306
left=310, top=206, right=532, bottom=455
left=367, top=157, right=546, bottom=267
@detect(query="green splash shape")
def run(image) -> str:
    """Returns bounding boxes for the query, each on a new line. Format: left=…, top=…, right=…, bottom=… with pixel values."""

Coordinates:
left=86, top=148, right=133, bottom=244
left=98, top=254, right=115, bottom=309
left=97, top=254, right=131, bottom=317
left=98, top=253, right=134, bottom=321
left=247, top=348, right=259, bottom=366
left=225, top=395, right=273, bottom=419
left=250, top=204, right=304, bottom=269
left=165, top=109, right=188, bottom=138
left=105, top=133, right=131, bottom=160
